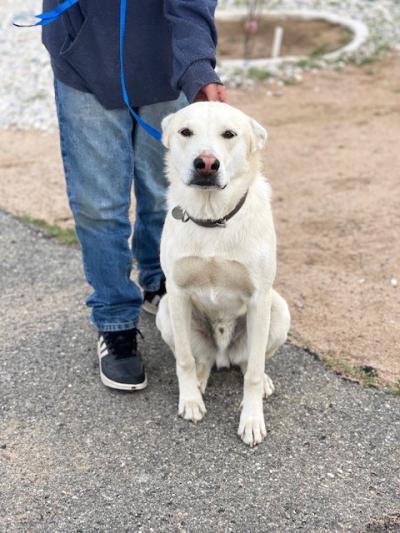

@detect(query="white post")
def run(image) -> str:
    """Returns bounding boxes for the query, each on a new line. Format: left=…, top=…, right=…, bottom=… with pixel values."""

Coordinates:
left=271, top=26, right=284, bottom=58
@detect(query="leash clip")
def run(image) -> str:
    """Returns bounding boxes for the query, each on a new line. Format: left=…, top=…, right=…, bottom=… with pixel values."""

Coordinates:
left=181, top=210, right=190, bottom=223
left=215, top=218, right=227, bottom=228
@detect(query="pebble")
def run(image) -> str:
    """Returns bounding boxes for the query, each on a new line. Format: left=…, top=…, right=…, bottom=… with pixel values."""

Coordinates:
left=2, top=0, right=400, bottom=130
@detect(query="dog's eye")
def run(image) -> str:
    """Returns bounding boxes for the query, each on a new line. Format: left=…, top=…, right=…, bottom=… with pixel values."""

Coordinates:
left=179, top=128, right=193, bottom=137
left=222, top=130, right=237, bottom=139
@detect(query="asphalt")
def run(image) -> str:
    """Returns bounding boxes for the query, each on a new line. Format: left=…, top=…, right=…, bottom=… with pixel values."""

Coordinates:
left=0, top=209, right=399, bottom=533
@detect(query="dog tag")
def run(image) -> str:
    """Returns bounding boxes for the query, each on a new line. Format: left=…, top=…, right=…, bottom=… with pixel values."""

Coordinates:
left=172, top=206, right=184, bottom=221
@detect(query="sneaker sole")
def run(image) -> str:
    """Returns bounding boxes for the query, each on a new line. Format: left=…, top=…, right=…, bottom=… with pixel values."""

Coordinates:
left=142, top=301, right=158, bottom=315
left=97, top=342, right=148, bottom=392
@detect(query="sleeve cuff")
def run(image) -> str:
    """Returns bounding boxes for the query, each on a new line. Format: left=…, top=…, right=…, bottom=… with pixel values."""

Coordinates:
left=179, top=60, right=222, bottom=103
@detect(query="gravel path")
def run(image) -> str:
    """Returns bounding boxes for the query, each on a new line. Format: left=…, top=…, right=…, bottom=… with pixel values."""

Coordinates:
left=0, top=1, right=54, bottom=130
left=1, top=0, right=400, bottom=130
left=1, top=209, right=399, bottom=532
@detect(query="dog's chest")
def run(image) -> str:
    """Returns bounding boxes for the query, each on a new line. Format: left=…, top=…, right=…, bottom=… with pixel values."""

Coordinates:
left=173, top=255, right=254, bottom=310
left=173, top=255, right=251, bottom=365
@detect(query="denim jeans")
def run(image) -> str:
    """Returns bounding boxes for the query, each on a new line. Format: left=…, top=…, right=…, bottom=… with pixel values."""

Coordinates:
left=54, top=79, right=187, bottom=331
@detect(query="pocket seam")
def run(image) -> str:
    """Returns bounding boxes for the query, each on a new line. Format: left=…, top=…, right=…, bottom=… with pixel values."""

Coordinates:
left=60, top=16, right=91, bottom=58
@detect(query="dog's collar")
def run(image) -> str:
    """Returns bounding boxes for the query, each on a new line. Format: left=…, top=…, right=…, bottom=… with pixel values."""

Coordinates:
left=171, top=191, right=248, bottom=229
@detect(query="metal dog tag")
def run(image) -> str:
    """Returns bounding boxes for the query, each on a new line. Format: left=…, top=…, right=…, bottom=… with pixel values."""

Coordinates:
left=172, top=206, right=184, bottom=221
left=172, top=206, right=190, bottom=223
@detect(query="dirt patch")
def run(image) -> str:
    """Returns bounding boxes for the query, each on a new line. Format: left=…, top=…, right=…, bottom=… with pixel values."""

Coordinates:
left=0, top=130, right=71, bottom=227
left=0, top=55, right=399, bottom=387
left=229, top=55, right=400, bottom=387
left=217, top=18, right=351, bottom=60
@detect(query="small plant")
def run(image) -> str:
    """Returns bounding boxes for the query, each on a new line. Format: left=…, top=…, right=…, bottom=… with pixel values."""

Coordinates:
left=388, top=381, right=400, bottom=396
left=310, top=44, right=330, bottom=58
left=247, top=66, right=272, bottom=80
left=348, top=43, right=391, bottom=67
left=323, top=354, right=380, bottom=388
left=19, top=214, right=79, bottom=247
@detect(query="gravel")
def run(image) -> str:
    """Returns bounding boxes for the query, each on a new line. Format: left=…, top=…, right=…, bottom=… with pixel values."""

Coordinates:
left=1, top=0, right=400, bottom=131
left=1, top=208, right=400, bottom=531
left=0, top=1, right=55, bottom=130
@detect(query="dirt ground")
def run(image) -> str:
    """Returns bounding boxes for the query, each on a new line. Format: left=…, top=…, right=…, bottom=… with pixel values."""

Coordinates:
left=217, top=18, right=351, bottom=59
left=1, top=55, right=399, bottom=387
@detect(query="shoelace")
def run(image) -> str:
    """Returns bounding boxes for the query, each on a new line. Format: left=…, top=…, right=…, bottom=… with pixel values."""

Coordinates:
left=102, top=328, right=144, bottom=359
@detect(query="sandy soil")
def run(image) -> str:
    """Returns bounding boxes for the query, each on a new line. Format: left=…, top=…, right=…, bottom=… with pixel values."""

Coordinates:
left=217, top=18, right=351, bottom=60
left=0, top=56, right=399, bottom=386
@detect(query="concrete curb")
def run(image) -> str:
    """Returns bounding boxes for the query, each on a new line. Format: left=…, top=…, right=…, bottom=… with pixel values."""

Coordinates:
left=216, top=8, right=369, bottom=69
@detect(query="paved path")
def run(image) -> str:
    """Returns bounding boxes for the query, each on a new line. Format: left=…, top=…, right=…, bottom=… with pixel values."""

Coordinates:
left=1, top=210, right=399, bottom=532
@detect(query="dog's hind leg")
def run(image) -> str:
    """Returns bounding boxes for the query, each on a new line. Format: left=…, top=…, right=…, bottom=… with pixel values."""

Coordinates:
left=266, top=289, right=291, bottom=360
left=194, top=355, right=214, bottom=394
left=264, top=289, right=290, bottom=397
left=240, top=362, right=275, bottom=399
left=155, top=295, right=175, bottom=352
left=240, top=289, right=290, bottom=400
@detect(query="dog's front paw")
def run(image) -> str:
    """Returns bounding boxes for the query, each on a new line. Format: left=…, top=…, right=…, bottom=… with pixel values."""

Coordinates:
left=238, top=408, right=267, bottom=447
left=179, top=394, right=207, bottom=423
left=263, top=373, right=275, bottom=398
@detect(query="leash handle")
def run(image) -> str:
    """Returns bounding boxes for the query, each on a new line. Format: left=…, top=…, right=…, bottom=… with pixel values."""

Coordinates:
left=13, top=0, right=163, bottom=143
left=13, top=0, right=80, bottom=27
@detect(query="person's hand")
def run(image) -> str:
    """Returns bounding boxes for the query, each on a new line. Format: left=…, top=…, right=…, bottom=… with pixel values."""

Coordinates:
left=194, top=83, right=227, bottom=103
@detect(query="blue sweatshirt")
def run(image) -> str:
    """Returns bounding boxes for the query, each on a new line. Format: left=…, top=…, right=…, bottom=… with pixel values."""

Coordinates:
left=42, top=0, right=221, bottom=109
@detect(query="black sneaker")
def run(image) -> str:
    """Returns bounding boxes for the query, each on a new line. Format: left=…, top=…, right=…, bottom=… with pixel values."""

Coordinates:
left=142, top=278, right=166, bottom=315
left=97, top=328, right=147, bottom=391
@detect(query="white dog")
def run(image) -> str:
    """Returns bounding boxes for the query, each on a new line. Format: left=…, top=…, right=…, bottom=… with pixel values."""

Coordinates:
left=155, top=102, right=290, bottom=446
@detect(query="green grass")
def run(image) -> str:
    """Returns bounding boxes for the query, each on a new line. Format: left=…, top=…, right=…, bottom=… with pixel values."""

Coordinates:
left=323, top=354, right=400, bottom=395
left=290, top=332, right=399, bottom=395
left=294, top=43, right=391, bottom=72
left=310, top=44, right=330, bottom=58
left=247, top=67, right=272, bottom=81
left=282, top=77, right=299, bottom=86
left=387, top=381, right=400, bottom=396
left=294, top=57, right=321, bottom=69
left=18, top=214, right=79, bottom=247
left=349, top=44, right=391, bottom=67
left=323, top=355, right=379, bottom=388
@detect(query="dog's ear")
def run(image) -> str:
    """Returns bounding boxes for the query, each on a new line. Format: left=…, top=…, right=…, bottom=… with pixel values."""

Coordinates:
left=249, top=118, right=268, bottom=153
left=161, top=113, right=175, bottom=149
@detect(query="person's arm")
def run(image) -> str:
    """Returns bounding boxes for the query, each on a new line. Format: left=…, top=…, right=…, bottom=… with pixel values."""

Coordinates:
left=164, top=0, right=226, bottom=103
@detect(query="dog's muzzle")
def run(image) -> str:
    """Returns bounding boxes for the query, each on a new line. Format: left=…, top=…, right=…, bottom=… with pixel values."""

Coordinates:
left=189, top=154, right=221, bottom=188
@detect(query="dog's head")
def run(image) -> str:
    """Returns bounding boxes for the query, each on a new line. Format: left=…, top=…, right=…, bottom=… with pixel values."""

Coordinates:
left=161, top=102, right=267, bottom=191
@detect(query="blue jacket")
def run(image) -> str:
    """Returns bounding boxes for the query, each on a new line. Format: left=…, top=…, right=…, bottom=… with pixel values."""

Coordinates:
left=42, top=0, right=221, bottom=109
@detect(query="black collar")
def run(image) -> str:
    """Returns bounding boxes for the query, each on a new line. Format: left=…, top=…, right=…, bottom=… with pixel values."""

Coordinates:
left=171, top=191, right=248, bottom=228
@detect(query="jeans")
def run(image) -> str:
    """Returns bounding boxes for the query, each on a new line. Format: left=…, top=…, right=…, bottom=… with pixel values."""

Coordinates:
left=54, top=79, right=187, bottom=331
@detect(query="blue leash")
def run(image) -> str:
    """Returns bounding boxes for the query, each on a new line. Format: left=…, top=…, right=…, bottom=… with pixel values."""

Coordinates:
left=13, top=0, right=162, bottom=142
left=119, top=0, right=162, bottom=142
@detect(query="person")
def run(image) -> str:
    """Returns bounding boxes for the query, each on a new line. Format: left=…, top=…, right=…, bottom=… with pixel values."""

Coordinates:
left=42, top=0, right=227, bottom=391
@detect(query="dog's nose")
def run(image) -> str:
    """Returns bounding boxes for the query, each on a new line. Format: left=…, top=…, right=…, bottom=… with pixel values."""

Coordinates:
left=193, top=155, right=220, bottom=177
